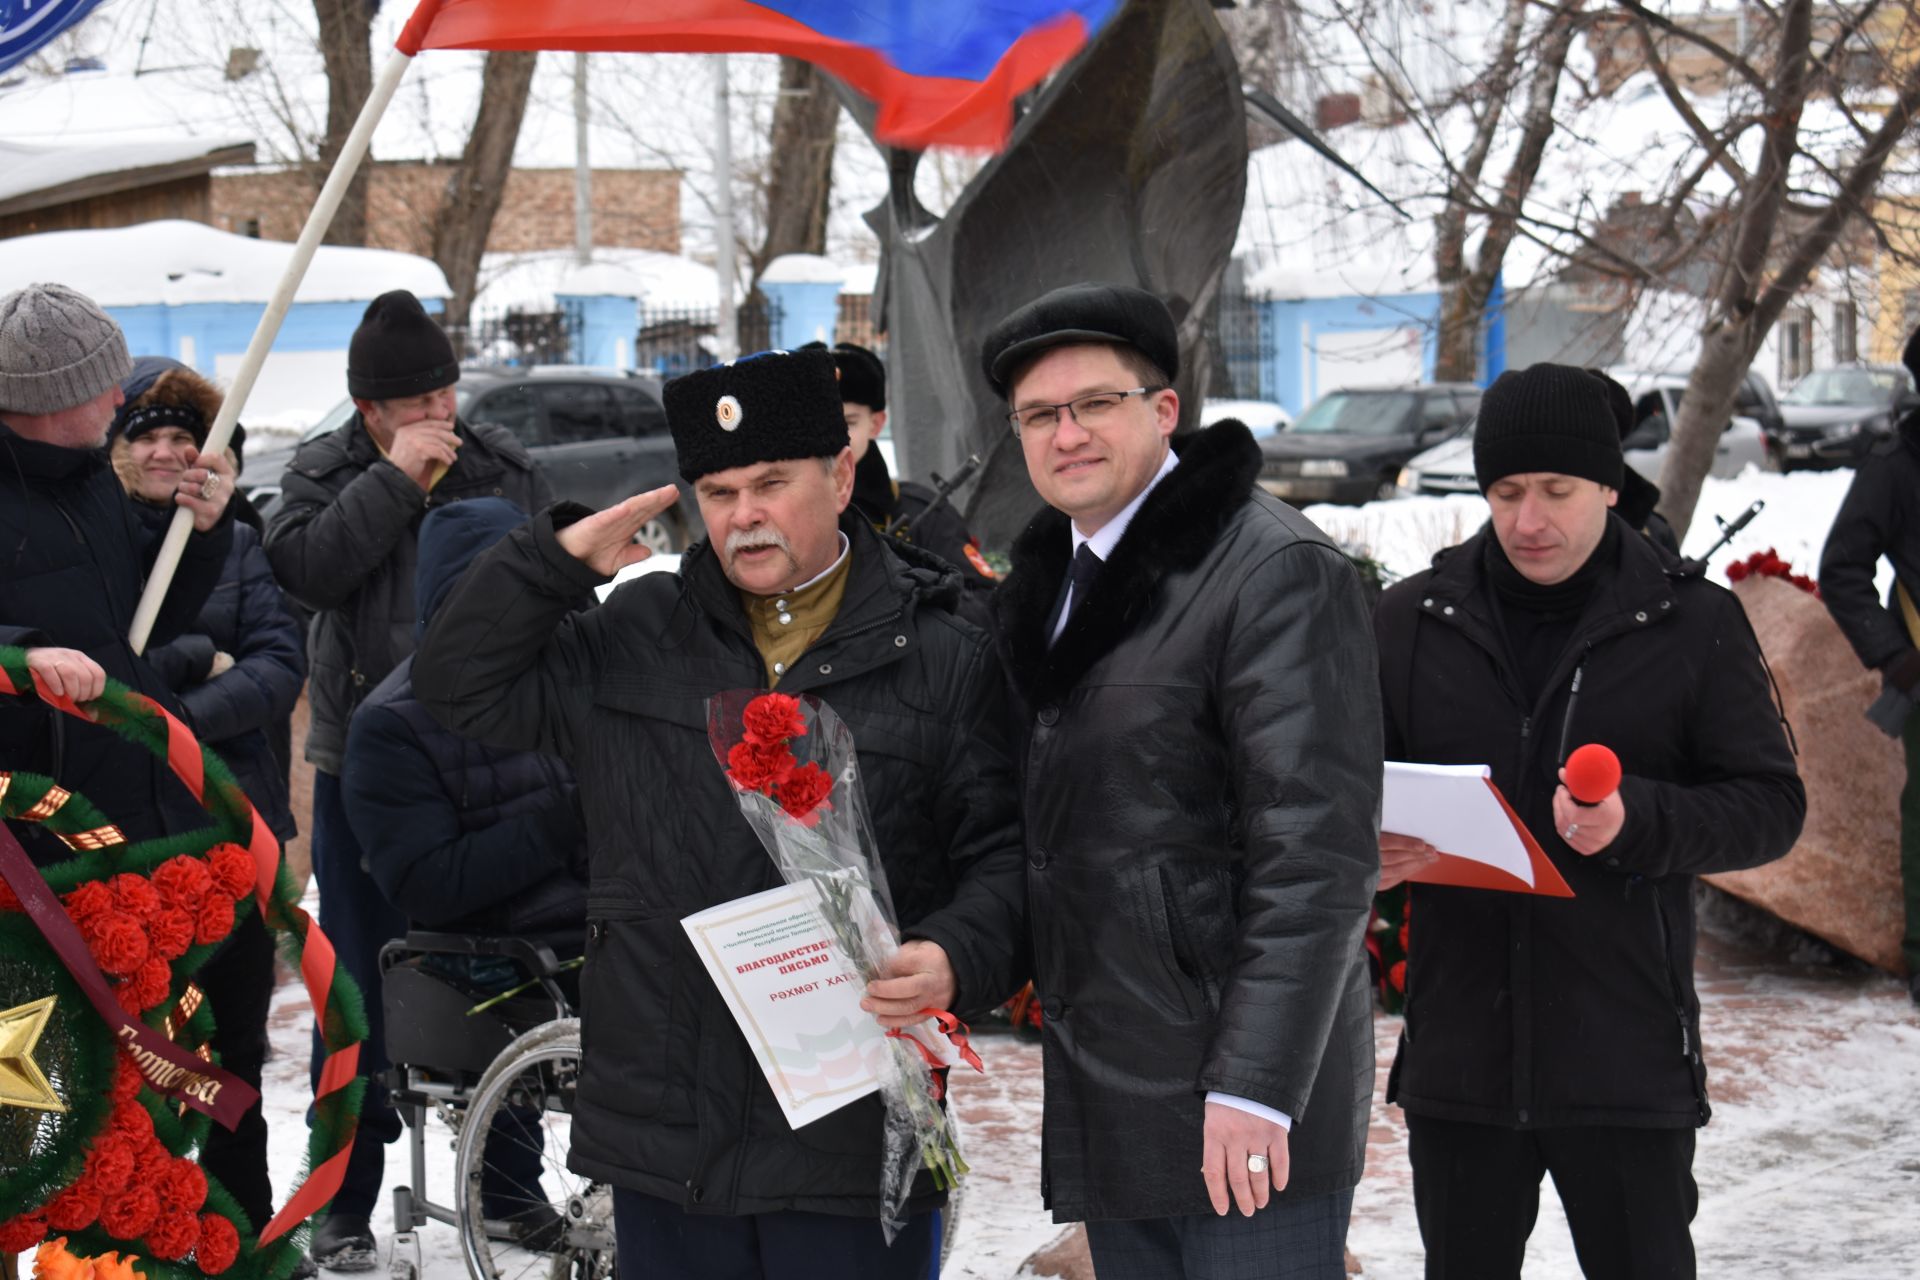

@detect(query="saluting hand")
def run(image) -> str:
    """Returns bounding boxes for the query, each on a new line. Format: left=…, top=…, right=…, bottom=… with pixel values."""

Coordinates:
left=555, top=485, right=682, bottom=577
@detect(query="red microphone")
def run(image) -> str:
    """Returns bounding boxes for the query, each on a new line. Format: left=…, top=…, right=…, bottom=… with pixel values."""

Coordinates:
left=1565, top=744, right=1622, bottom=806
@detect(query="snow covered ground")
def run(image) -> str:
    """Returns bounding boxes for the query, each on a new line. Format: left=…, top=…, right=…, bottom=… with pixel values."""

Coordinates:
left=256, top=906, right=1920, bottom=1280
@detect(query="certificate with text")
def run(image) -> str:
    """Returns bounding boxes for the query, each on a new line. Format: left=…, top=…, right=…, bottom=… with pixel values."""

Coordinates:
left=681, top=881, right=889, bottom=1128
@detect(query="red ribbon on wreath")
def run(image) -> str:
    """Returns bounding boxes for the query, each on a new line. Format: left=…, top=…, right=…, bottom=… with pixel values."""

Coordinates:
left=0, top=657, right=359, bottom=1246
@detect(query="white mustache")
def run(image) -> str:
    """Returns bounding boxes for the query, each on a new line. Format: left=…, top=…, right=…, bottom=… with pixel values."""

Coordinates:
left=725, top=527, right=793, bottom=559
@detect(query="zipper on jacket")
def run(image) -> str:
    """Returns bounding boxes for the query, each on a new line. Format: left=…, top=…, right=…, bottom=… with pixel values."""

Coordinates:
left=1648, top=885, right=1699, bottom=1064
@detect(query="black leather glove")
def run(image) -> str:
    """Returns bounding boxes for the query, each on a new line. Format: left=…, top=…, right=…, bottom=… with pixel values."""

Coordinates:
left=1883, top=649, right=1920, bottom=694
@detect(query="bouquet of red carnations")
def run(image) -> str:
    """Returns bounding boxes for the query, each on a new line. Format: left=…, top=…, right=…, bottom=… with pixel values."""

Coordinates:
left=706, top=690, right=974, bottom=1242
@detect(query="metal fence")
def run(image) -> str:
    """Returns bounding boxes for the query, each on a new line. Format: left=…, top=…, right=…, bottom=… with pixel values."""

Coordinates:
left=1206, top=289, right=1274, bottom=402
left=443, top=302, right=585, bottom=367
left=632, top=299, right=782, bottom=379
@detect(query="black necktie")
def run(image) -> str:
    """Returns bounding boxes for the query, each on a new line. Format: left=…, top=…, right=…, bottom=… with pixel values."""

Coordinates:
left=1066, top=543, right=1102, bottom=628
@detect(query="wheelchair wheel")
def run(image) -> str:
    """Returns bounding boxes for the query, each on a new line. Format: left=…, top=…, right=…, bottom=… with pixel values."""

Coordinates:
left=455, top=1018, right=614, bottom=1280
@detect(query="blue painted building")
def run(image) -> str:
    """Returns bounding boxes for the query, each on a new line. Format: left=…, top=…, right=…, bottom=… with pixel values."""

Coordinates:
left=1251, top=274, right=1506, bottom=417
left=0, top=220, right=450, bottom=421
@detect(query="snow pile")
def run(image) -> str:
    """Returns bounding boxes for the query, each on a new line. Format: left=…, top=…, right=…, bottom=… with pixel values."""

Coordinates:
left=1303, top=467, right=1864, bottom=591
left=0, top=135, right=252, bottom=204
left=759, top=253, right=845, bottom=285
left=473, top=248, right=722, bottom=314
left=0, top=220, right=448, bottom=307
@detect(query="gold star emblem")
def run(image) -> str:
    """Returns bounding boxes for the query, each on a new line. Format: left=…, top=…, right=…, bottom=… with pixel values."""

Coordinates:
left=0, top=995, right=66, bottom=1113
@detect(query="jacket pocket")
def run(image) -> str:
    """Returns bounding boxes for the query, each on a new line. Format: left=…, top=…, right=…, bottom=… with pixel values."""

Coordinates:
left=578, top=914, right=673, bottom=1118
left=1136, top=866, right=1200, bottom=1020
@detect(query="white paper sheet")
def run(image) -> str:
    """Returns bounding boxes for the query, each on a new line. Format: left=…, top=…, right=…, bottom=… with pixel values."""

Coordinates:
left=1382, top=761, right=1535, bottom=887
left=681, top=881, right=890, bottom=1129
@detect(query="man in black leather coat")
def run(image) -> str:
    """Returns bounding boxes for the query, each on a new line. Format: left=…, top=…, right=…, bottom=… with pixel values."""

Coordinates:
left=983, top=284, right=1382, bottom=1278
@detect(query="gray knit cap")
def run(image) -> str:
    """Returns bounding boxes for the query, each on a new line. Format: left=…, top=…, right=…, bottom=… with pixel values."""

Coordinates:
left=0, top=283, right=134, bottom=415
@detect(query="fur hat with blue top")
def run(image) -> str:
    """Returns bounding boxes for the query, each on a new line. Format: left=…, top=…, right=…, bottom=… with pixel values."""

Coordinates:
left=663, top=348, right=850, bottom=482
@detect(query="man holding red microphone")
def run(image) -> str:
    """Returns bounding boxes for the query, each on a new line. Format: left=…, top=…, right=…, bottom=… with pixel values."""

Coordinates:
left=1371, top=363, right=1805, bottom=1278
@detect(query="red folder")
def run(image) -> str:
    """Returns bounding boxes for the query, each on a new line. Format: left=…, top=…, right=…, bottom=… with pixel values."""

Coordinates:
left=1406, top=778, right=1575, bottom=898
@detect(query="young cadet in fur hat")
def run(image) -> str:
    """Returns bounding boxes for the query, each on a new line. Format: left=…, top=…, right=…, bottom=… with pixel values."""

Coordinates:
left=108, top=356, right=305, bottom=1248
left=0, top=284, right=236, bottom=861
left=412, top=348, right=1024, bottom=1279
left=982, top=282, right=1382, bottom=1278
left=802, top=340, right=997, bottom=588
left=1374, top=362, right=1804, bottom=1277
left=263, top=288, right=551, bottom=1272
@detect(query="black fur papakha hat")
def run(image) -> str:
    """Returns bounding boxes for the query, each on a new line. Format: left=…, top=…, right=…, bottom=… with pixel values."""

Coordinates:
left=981, top=283, right=1179, bottom=397
left=665, top=349, right=849, bottom=482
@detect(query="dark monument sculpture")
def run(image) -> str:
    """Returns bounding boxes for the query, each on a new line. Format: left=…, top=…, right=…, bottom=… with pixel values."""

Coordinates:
left=842, top=0, right=1251, bottom=547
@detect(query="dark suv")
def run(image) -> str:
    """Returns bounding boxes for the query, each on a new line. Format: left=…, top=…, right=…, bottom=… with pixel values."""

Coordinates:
left=1258, top=384, right=1481, bottom=506
left=1767, top=364, right=1919, bottom=471
left=242, top=369, right=694, bottom=550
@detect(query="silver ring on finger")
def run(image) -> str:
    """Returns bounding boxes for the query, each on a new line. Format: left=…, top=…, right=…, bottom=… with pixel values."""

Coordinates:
left=1246, top=1153, right=1268, bottom=1175
left=199, top=474, right=219, bottom=500
left=1563, top=823, right=1579, bottom=840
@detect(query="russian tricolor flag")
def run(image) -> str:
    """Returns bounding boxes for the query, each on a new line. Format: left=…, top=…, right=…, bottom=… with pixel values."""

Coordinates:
left=396, top=0, right=1118, bottom=150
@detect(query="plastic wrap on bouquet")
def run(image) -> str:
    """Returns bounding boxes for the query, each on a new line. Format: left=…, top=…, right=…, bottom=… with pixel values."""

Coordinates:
left=706, top=690, right=975, bottom=1241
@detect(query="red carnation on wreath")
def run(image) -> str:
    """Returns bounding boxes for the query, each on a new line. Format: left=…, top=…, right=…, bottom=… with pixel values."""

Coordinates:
left=208, top=845, right=256, bottom=900
left=0, top=1214, right=49, bottom=1255
left=150, top=855, right=213, bottom=911
left=146, top=1208, right=201, bottom=1261
left=196, top=1214, right=241, bottom=1275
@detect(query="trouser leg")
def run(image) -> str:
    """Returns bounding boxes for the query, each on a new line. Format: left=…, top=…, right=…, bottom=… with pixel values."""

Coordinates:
left=1405, top=1113, right=1542, bottom=1280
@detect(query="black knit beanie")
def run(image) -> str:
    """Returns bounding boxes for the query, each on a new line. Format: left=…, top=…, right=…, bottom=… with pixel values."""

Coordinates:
left=1473, top=363, right=1624, bottom=491
left=347, top=290, right=459, bottom=401
left=664, top=349, right=849, bottom=482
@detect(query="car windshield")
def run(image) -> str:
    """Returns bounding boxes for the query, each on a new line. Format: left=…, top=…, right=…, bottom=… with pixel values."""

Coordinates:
left=1289, top=392, right=1418, bottom=435
left=1783, top=368, right=1904, bottom=406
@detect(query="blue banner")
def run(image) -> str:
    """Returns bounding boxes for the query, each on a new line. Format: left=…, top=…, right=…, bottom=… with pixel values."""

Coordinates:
left=0, top=0, right=113, bottom=77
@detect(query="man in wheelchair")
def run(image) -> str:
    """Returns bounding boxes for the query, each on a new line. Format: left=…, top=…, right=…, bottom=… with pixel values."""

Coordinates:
left=343, top=498, right=593, bottom=1256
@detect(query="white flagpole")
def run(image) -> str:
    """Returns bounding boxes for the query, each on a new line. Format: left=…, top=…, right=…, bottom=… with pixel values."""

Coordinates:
left=130, top=46, right=417, bottom=653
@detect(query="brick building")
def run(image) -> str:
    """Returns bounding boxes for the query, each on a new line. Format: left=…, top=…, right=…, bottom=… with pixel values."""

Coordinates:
left=210, top=162, right=680, bottom=256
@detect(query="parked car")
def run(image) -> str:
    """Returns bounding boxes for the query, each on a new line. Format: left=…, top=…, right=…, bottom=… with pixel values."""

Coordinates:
left=1398, top=370, right=1774, bottom=496
left=1766, top=363, right=1918, bottom=471
left=1258, top=384, right=1480, bottom=506
left=1201, top=398, right=1292, bottom=438
left=240, top=368, right=695, bottom=550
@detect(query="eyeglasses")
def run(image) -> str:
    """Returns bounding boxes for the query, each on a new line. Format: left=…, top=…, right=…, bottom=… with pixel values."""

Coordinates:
left=1007, top=387, right=1164, bottom=438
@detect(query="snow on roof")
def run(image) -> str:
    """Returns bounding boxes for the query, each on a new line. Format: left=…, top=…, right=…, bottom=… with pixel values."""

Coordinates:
left=837, top=260, right=880, bottom=295
left=0, top=135, right=252, bottom=205
left=473, top=248, right=720, bottom=314
left=0, top=220, right=448, bottom=307
left=759, top=253, right=844, bottom=285
left=1236, top=68, right=1880, bottom=302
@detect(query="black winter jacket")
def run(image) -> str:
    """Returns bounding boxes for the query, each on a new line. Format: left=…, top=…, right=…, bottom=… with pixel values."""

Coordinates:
left=0, top=424, right=232, bottom=856
left=1819, top=414, right=1920, bottom=672
left=263, top=414, right=550, bottom=774
left=1374, top=520, right=1805, bottom=1130
left=138, top=510, right=304, bottom=844
left=412, top=509, right=1026, bottom=1217
left=345, top=658, right=585, bottom=940
left=991, top=421, right=1383, bottom=1222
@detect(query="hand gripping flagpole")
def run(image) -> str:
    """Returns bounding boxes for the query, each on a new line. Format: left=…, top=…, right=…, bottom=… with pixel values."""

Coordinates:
left=128, top=43, right=420, bottom=653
